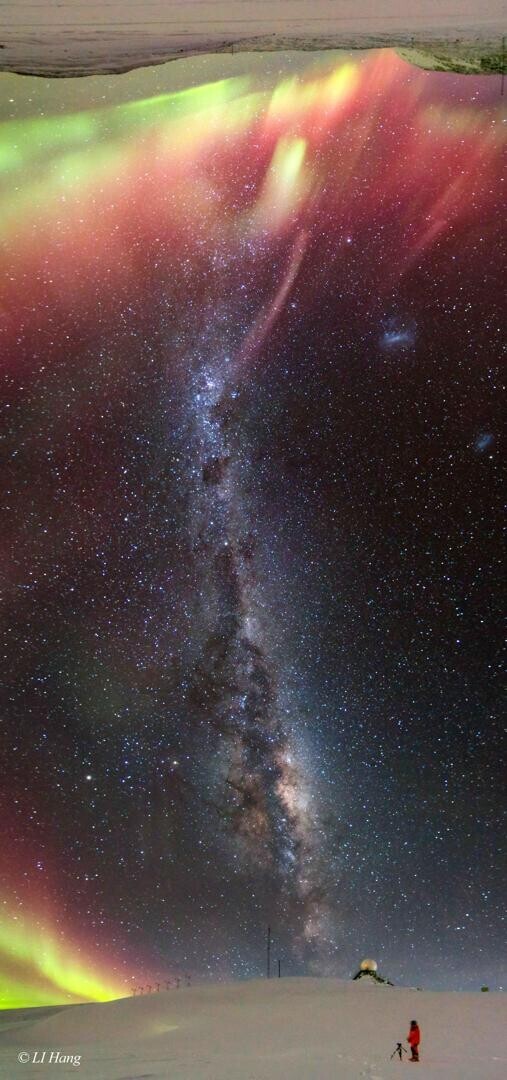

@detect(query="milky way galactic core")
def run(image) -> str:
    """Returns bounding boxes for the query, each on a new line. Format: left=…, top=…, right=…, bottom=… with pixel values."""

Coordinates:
left=0, top=50, right=504, bottom=1005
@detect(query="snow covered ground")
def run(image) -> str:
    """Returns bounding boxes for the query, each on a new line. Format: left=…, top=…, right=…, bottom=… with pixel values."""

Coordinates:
left=0, top=0, right=504, bottom=75
left=0, top=977, right=505, bottom=1079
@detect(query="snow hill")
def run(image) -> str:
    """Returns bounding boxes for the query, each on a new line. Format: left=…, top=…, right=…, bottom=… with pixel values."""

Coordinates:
left=0, top=0, right=504, bottom=76
left=0, top=977, right=505, bottom=1079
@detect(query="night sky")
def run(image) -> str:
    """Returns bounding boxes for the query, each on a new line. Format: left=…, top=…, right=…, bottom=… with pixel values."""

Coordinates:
left=0, top=50, right=505, bottom=1005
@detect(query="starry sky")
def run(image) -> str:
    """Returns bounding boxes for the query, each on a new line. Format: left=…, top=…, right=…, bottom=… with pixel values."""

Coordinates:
left=0, top=49, right=505, bottom=1005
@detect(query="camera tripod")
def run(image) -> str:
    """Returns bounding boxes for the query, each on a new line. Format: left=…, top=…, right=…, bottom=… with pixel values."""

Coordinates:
left=390, top=1043, right=408, bottom=1060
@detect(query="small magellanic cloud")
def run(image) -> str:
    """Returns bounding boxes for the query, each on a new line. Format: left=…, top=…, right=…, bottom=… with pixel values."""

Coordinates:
left=474, top=432, right=494, bottom=453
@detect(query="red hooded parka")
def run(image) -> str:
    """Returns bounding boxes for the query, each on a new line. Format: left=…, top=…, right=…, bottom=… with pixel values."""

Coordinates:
left=408, top=1025, right=421, bottom=1047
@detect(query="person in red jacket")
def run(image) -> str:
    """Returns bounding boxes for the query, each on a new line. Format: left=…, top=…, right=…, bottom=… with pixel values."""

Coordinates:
left=407, top=1020, right=421, bottom=1062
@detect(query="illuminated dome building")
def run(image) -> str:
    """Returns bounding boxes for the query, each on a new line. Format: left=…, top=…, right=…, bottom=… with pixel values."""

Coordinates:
left=352, top=959, right=393, bottom=985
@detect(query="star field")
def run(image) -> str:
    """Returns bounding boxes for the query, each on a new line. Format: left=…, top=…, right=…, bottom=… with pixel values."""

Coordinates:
left=0, top=50, right=504, bottom=1004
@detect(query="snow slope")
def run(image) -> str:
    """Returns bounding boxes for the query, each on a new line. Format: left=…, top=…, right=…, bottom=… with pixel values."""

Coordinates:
left=0, top=977, right=505, bottom=1079
left=0, top=0, right=504, bottom=75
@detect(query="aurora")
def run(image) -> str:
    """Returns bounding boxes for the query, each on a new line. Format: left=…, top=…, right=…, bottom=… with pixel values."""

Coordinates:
left=0, top=48, right=504, bottom=1002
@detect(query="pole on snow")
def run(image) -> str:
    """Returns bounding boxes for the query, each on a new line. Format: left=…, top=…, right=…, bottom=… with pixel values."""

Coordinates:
left=267, top=926, right=271, bottom=979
